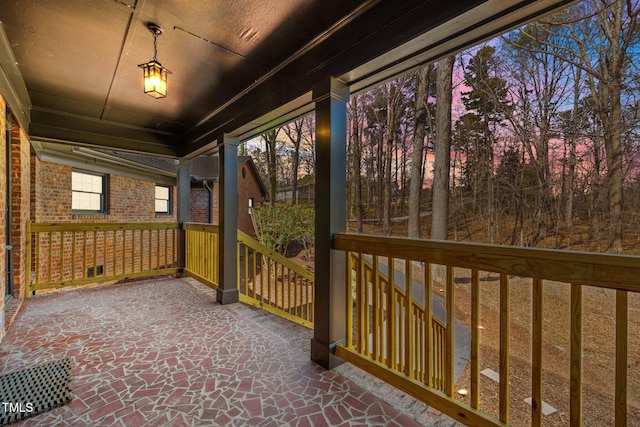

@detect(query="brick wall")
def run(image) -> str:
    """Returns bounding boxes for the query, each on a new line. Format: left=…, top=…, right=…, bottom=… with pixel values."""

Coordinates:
left=32, top=158, right=70, bottom=222
left=10, top=125, right=30, bottom=298
left=33, top=159, right=177, bottom=223
left=0, top=95, right=6, bottom=336
left=190, top=187, right=210, bottom=223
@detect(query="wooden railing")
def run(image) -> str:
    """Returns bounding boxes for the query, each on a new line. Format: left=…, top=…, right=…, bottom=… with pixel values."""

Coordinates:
left=183, top=223, right=219, bottom=289
left=334, top=233, right=640, bottom=427
left=27, top=221, right=179, bottom=296
left=238, top=230, right=314, bottom=328
left=182, top=224, right=315, bottom=328
left=347, top=252, right=447, bottom=390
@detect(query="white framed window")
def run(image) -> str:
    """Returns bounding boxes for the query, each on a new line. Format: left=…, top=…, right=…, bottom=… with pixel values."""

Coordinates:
left=72, top=171, right=107, bottom=213
left=155, top=185, right=172, bottom=214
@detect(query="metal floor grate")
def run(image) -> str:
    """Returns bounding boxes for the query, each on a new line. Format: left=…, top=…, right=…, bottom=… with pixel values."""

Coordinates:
left=0, top=359, right=72, bottom=425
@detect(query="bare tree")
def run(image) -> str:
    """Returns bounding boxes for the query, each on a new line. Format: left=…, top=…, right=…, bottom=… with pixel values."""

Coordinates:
left=282, top=116, right=311, bottom=205
left=261, top=128, right=281, bottom=204
left=348, top=94, right=365, bottom=232
left=408, top=64, right=434, bottom=238
left=382, top=79, right=408, bottom=235
left=431, top=56, right=455, bottom=241
left=524, top=0, right=640, bottom=252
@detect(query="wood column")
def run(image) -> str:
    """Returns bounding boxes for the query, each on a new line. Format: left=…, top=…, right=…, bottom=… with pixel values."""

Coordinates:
left=217, top=134, right=239, bottom=305
left=311, top=76, right=349, bottom=369
left=176, top=157, right=191, bottom=274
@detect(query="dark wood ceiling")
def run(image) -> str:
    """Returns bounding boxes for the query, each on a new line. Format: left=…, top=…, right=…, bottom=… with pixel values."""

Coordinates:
left=0, top=0, right=575, bottom=158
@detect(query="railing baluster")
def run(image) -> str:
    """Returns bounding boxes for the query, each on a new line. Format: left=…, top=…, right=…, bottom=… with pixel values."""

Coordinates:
left=570, top=283, right=582, bottom=426
left=354, top=253, right=362, bottom=352
left=258, top=253, right=264, bottom=304
left=275, top=260, right=279, bottom=308
left=72, top=231, right=76, bottom=280
left=146, top=230, right=151, bottom=272
left=288, top=268, right=293, bottom=314
left=445, top=265, right=455, bottom=397
left=346, top=252, right=354, bottom=348
left=373, top=255, right=380, bottom=361
left=251, top=246, right=257, bottom=299
left=471, top=268, right=480, bottom=409
left=48, top=231, right=52, bottom=282
left=83, top=231, right=87, bottom=278
left=425, top=262, right=432, bottom=388
left=532, top=278, right=543, bottom=426
left=294, top=265, right=299, bottom=317
left=499, top=273, right=510, bottom=424
left=36, top=231, right=41, bottom=284
left=389, top=257, right=396, bottom=370
left=59, top=231, right=64, bottom=282
left=615, top=290, right=628, bottom=427
left=112, top=230, right=117, bottom=275
left=404, top=259, right=413, bottom=377
left=123, top=230, right=128, bottom=274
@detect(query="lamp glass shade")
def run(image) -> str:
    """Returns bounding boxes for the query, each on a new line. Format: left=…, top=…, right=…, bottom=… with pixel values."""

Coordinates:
left=138, top=60, right=170, bottom=98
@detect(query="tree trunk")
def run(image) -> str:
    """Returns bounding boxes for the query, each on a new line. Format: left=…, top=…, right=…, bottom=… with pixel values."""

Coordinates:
left=604, top=87, right=624, bottom=253
left=349, top=95, right=364, bottom=233
left=431, top=56, right=454, bottom=241
left=283, top=119, right=304, bottom=205
left=564, top=67, right=581, bottom=228
left=383, top=82, right=402, bottom=235
left=408, top=64, right=432, bottom=238
left=263, top=128, right=280, bottom=204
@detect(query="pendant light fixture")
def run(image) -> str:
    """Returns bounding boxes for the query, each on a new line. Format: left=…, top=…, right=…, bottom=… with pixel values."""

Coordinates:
left=138, top=23, right=171, bottom=98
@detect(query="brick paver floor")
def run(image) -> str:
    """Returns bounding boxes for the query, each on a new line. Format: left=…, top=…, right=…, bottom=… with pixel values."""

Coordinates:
left=0, top=277, right=458, bottom=426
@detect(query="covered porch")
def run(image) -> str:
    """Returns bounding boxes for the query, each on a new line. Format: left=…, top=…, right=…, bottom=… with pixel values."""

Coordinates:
left=1, top=1, right=638, bottom=425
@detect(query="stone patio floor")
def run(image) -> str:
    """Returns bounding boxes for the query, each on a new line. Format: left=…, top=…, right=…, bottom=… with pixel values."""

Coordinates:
left=0, top=277, right=461, bottom=426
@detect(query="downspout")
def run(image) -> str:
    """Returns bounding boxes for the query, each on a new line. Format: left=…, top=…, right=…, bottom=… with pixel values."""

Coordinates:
left=5, top=107, right=13, bottom=302
left=203, top=180, right=213, bottom=224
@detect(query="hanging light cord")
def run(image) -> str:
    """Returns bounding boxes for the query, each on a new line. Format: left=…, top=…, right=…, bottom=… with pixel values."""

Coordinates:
left=153, top=32, right=159, bottom=62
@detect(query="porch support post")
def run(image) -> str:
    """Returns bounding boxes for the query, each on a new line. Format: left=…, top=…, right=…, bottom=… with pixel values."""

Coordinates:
left=311, top=76, right=349, bottom=369
left=217, top=134, right=240, bottom=305
left=177, top=157, right=191, bottom=273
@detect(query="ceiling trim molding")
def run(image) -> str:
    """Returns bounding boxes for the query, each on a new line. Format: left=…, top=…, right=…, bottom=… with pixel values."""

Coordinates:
left=30, top=108, right=182, bottom=157
left=0, top=22, right=31, bottom=131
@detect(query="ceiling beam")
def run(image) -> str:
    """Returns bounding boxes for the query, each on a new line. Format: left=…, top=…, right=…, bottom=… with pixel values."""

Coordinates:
left=30, top=108, right=181, bottom=157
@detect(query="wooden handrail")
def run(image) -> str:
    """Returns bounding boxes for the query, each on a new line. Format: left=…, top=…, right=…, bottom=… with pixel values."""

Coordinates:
left=335, top=233, right=640, bottom=291
left=237, top=230, right=314, bottom=281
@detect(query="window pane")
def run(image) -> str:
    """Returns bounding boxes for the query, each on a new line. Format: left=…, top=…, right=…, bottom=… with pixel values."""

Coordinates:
left=155, top=199, right=169, bottom=212
left=155, top=185, right=170, bottom=213
left=73, top=192, right=101, bottom=211
left=155, top=186, right=169, bottom=200
left=72, top=171, right=104, bottom=212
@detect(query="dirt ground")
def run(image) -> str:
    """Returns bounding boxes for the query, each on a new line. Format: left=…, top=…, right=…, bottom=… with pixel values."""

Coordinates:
left=452, top=277, right=640, bottom=426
